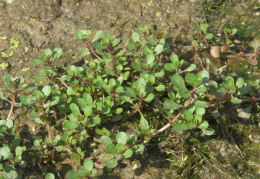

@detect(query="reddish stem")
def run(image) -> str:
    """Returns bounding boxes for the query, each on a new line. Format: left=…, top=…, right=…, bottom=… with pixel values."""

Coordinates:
left=7, top=91, right=17, bottom=120
left=39, top=103, right=52, bottom=143
left=86, top=42, right=114, bottom=70
left=126, top=99, right=144, bottom=118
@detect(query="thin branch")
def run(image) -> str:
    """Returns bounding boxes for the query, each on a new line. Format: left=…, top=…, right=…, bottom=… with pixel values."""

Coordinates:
left=206, top=95, right=231, bottom=108
left=40, top=104, right=52, bottom=143
left=149, top=88, right=196, bottom=139
left=217, top=64, right=227, bottom=70
left=31, top=167, right=43, bottom=179
left=241, top=97, right=260, bottom=102
left=85, top=42, right=114, bottom=70
left=57, top=77, right=69, bottom=88
left=126, top=99, right=143, bottom=118
left=6, top=91, right=17, bottom=120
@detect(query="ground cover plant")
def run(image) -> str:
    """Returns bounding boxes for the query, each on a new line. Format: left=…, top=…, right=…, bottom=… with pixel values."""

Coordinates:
left=0, top=25, right=260, bottom=178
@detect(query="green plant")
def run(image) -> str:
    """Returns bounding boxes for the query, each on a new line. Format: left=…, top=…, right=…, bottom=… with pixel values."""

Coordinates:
left=0, top=63, right=9, bottom=70
left=0, top=26, right=259, bottom=178
left=1, top=38, right=20, bottom=58
left=0, top=116, right=27, bottom=178
left=191, top=22, right=259, bottom=65
left=28, top=18, right=36, bottom=26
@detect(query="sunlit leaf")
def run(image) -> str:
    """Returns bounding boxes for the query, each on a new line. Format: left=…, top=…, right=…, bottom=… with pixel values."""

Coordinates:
left=32, top=58, right=45, bottom=65
left=41, top=48, right=52, bottom=62
left=106, top=159, right=118, bottom=168
left=170, top=74, right=188, bottom=91
left=200, top=24, right=209, bottom=34
left=144, top=93, right=154, bottom=103
left=139, top=113, right=149, bottom=134
left=124, top=87, right=136, bottom=97
left=146, top=54, right=155, bottom=65
left=100, top=136, right=112, bottom=146
left=236, top=77, right=244, bottom=88
left=112, top=38, right=120, bottom=47
left=76, top=48, right=90, bottom=56
left=45, top=173, right=55, bottom=179
left=184, top=64, right=196, bottom=72
left=195, top=101, right=207, bottom=108
left=231, top=97, right=242, bottom=104
left=42, top=86, right=51, bottom=97
left=163, top=99, right=182, bottom=109
left=202, top=128, right=215, bottom=135
left=63, top=120, right=79, bottom=130
left=155, top=85, right=165, bottom=91
left=20, top=95, right=35, bottom=105
left=205, top=33, right=213, bottom=40
left=174, top=123, right=188, bottom=131
left=76, top=30, right=91, bottom=40
left=92, top=31, right=103, bottom=42
left=132, top=32, right=140, bottom=42
left=116, top=132, right=128, bottom=145
left=124, top=149, right=133, bottom=158
left=83, top=159, right=93, bottom=171
left=52, top=48, right=62, bottom=62
left=154, top=44, right=164, bottom=54
left=198, top=121, right=209, bottom=129
left=183, top=110, right=193, bottom=121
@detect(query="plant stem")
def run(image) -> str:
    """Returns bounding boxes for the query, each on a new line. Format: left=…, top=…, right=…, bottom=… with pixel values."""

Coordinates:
left=6, top=91, right=17, bottom=120
left=199, top=0, right=207, bottom=24
left=86, top=42, right=103, bottom=61
left=85, top=42, right=114, bottom=70
left=57, top=77, right=69, bottom=88
left=126, top=99, right=143, bottom=118
left=40, top=104, right=52, bottom=143
left=149, top=88, right=196, bottom=139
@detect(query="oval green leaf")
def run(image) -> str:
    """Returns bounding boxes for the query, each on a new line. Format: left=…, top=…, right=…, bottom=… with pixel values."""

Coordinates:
left=106, top=144, right=116, bottom=154
left=231, top=97, right=242, bottom=104
left=63, top=120, right=79, bottom=130
left=124, top=149, right=133, bottom=159
left=92, top=31, right=103, bottom=42
left=45, top=173, right=55, bottom=179
left=155, top=85, right=165, bottom=91
left=195, top=101, right=207, bottom=108
left=83, top=159, right=94, bottom=171
left=198, top=121, right=209, bottom=129
left=32, top=58, right=45, bottom=65
left=116, top=132, right=128, bottom=145
left=132, top=32, right=140, bottom=42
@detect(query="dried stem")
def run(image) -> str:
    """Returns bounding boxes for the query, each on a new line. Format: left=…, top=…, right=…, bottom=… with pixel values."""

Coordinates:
left=57, top=77, right=69, bottom=88
left=31, top=168, right=43, bottom=179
